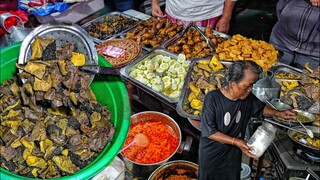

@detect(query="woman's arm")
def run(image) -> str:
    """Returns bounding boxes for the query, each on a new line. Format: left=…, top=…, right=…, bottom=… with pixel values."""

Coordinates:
left=215, top=0, right=236, bottom=33
left=263, top=105, right=297, bottom=119
left=208, top=132, right=258, bottom=160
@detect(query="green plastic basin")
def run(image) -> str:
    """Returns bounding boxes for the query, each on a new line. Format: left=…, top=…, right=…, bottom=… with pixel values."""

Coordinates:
left=0, top=43, right=131, bottom=180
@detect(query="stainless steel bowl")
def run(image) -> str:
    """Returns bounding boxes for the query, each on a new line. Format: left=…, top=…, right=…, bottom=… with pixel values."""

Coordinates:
left=120, top=111, right=182, bottom=179
left=148, top=160, right=198, bottom=180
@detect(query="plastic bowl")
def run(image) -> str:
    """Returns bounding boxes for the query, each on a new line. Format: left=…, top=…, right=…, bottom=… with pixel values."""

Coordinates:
left=0, top=42, right=131, bottom=180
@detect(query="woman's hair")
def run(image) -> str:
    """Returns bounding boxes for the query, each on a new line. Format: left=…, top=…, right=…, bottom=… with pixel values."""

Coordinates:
left=226, top=60, right=262, bottom=84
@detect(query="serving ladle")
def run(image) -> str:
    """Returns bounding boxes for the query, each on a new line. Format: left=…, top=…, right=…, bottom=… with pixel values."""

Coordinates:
left=120, top=133, right=149, bottom=153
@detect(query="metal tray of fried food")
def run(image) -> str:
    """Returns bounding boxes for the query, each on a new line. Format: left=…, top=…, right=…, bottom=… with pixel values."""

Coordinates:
left=162, top=24, right=215, bottom=60
left=176, top=57, right=231, bottom=120
left=197, top=26, right=231, bottom=39
left=122, top=17, right=184, bottom=52
left=82, top=11, right=140, bottom=43
left=120, top=48, right=189, bottom=104
left=270, top=62, right=303, bottom=81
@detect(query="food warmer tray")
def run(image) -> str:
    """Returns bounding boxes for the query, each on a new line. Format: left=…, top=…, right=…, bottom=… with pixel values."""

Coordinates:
left=269, top=62, right=303, bottom=82
left=162, top=24, right=217, bottom=59
left=197, top=26, right=231, bottom=40
left=176, top=57, right=232, bottom=120
left=121, top=23, right=183, bottom=52
left=120, top=48, right=181, bottom=104
left=81, top=11, right=140, bottom=44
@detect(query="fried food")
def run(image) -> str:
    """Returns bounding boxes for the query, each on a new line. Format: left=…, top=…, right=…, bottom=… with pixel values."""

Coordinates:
left=125, top=17, right=183, bottom=48
left=216, top=34, right=278, bottom=72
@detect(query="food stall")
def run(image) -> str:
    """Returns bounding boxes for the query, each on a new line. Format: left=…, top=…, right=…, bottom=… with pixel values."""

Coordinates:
left=0, top=2, right=319, bottom=180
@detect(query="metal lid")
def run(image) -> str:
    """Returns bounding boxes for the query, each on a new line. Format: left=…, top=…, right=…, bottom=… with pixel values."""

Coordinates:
left=253, top=72, right=280, bottom=89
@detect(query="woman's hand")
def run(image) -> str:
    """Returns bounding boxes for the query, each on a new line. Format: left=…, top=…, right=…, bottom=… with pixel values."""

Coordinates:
left=215, top=17, right=230, bottom=33
left=276, top=109, right=297, bottom=120
left=310, top=0, right=320, bottom=7
left=234, top=139, right=258, bottom=160
left=152, top=0, right=165, bottom=17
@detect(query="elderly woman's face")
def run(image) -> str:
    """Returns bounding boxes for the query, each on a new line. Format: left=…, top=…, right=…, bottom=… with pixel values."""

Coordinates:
left=232, top=69, right=259, bottom=100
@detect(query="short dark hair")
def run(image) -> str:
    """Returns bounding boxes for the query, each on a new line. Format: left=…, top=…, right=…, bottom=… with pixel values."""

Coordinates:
left=226, top=60, right=262, bottom=83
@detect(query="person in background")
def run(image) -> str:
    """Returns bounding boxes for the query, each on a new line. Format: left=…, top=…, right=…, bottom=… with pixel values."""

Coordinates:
left=269, top=0, right=320, bottom=69
left=107, top=0, right=135, bottom=12
left=198, top=60, right=297, bottom=180
left=151, top=0, right=236, bottom=33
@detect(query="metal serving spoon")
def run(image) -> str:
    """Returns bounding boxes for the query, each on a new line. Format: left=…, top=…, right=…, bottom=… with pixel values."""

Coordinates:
left=267, top=100, right=314, bottom=138
left=296, top=115, right=314, bottom=138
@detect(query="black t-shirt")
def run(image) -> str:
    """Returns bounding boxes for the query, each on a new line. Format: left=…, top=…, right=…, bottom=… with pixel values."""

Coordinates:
left=198, top=89, right=265, bottom=180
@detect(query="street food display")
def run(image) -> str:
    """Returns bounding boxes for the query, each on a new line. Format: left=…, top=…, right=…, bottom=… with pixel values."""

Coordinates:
left=203, top=25, right=229, bottom=46
left=279, top=64, right=319, bottom=114
left=121, top=121, right=179, bottom=164
left=126, top=52, right=190, bottom=100
left=83, top=13, right=138, bottom=42
left=96, top=38, right=141, bottom=68
left=3, top=9, right=320, bottom=179
left=125, top=17, right=183, bottom=49
left=166, top=27, right=213, bottom=59
left=0, top=38, right=115, bottom=178
left=275, top=72, right=301, bottom=79
left=177, top=55, right=228, bottom=119
left=216, top=34, right=278, bottom=71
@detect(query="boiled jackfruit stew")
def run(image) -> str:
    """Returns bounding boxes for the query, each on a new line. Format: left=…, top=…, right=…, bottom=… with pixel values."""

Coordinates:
left=292, top=132, right=320, bottom=149
left=182, top=55, right=227, bottom=116
left=0, top=37, right=115, bottom=178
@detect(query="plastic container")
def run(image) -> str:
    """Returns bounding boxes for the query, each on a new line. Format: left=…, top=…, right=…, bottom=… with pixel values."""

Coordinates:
left=92, top=156, right=125, bottom=180
left=240, top=163, right=251, bottom=180
left=0, top=42, right=131, bottom=180
left=35, top=0, right=105, bottom=24
left=247, top=122, right=277, bottom=158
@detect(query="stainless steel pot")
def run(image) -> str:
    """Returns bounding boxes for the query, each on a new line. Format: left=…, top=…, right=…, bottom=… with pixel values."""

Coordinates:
left=252, top=72, right=281, bottom=102
left=148, top=160, right=198, bottom=180
left=120, top=111, right=190, bottom=179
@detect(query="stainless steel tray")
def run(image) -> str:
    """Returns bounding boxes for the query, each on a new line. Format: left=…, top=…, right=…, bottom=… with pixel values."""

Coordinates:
left=162, top=25, right=214, bottom=59
left=82, top=11, right=140, bottom=44
left=120, top=48, right=185, bottom=104
left=176, top=57, right=230, bottom=120
left=270, top=62, right=303, bottom=81
left=121, top=18, right=184, bottom=52
left=197, top=26, right=231, bottom=39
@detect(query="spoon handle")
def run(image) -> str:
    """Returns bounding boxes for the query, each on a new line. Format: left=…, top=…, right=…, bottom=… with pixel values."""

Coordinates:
left=264, top=118, right=310, bottom=136
left=120, top=141, right=135, bottom=153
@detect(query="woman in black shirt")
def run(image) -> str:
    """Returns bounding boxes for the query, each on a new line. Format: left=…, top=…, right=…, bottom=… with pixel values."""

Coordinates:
left=198, top=60, right=297, bottom=180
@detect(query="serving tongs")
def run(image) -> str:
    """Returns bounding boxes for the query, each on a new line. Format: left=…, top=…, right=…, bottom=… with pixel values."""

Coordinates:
left=179, top=22, right=215, bottom=52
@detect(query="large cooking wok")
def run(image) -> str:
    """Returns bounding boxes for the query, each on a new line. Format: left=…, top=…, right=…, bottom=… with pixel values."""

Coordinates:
left=287, top=126, right=320, bottom=156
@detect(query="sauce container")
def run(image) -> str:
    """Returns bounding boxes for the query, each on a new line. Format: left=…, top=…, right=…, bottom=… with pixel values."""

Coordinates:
left=247, top=122, right=277, bottom=158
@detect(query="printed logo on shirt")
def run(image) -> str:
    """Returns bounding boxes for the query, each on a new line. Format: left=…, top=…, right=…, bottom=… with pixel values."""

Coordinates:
left=224, top=112, right=231, bottom=126
left=236, top=111, right=241, bottom=123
